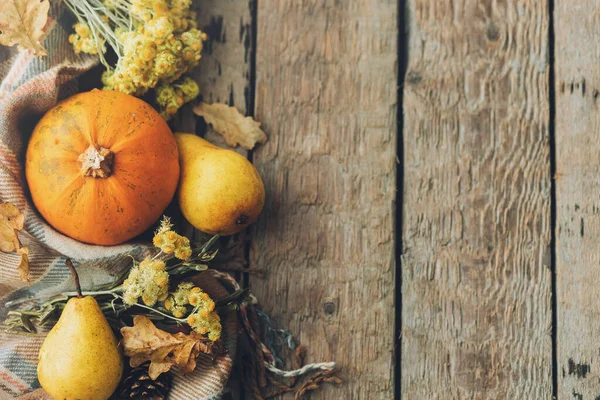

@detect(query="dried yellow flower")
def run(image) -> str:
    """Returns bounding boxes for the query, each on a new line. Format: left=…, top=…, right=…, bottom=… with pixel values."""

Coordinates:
left=152, top=218, right=192, bottom=260
left=122, top=257, right=169, bottom=306
left=174, top=247, right=192, bottom=260
left=172, top=306, right=186, bottom=319
left=67, top=0, right=206, bottom=117
left=187, top=310, right=221, bottom=341
left=182, top=286, right=220, bottom=340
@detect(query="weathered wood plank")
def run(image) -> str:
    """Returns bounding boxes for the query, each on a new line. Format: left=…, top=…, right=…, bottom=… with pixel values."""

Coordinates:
left=402, top=1, right=552, bottom=398
left=195, top=0, right=253, bottom=113
left=194, top=0, right=253, bottom=150
left=183, top=2, right=254, bottom=398
left=171, top=2, right=252, bottom=239
left=555, top=1, right=600, bottom=398
left=250, top=0, right=398, bottom=398
left=172, top=1, right=252, bottom=152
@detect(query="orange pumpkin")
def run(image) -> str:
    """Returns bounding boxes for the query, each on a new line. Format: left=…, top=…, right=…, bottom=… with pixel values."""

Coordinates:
left=25, top=89, right=180, bottom=245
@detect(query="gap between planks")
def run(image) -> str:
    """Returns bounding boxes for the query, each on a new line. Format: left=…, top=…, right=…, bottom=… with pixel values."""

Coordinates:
left=548, top=0, right=558, bottom=398
left=396, top=0, right=409, bottom=398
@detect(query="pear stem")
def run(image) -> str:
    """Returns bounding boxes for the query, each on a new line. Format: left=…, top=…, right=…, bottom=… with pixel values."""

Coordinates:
left=65, top=259, right=83, bottom=298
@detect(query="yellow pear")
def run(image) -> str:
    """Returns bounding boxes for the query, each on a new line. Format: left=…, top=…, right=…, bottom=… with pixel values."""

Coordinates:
left=175, top=133, right=265, bottom=235
left=38, top=260, right=123, bottom=400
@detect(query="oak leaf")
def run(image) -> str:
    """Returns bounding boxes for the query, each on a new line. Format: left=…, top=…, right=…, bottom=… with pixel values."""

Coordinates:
left=0, top=0, right=50, bottom=57
left=121, top=315, right=214, bottom=379
left=0, top=202, right=23, bottom=252
left=0, top=202, right=29, bottom=282
left=193, top=102, right=267, bottom=150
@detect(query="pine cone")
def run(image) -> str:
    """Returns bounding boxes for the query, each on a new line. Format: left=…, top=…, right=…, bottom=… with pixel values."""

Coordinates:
left=117, top=362, right=172, bottom=400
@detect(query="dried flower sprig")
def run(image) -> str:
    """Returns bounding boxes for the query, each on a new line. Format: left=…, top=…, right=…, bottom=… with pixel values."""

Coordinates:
left=63, top=0, right=206, bottom=119
left=3, top=217, right=225, bottom=342
left=164, top=283, right=221, bottom=341
left=153, top=216, right=193, bottom=260
left=122, top=258, right=169, bottom=306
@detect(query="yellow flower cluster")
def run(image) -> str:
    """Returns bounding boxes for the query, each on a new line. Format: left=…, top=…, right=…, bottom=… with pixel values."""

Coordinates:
left=188, top=309, right=221, bottom=342
left=118, top=216, right=221, bottom=339
left=164, top=282, right=221, bottom=341
left=156, top=76, right=199, bottom=120
left=99, top=0, right=206, bottom=117
left=152, top=217, right=192, bottom=260
left=164, top=282, right=193, bottom=318
left=67, top=0, right=206, bottom=119
left=69, top=23, right=105, bottom=55
left=122, top=258, right=169, bottom=306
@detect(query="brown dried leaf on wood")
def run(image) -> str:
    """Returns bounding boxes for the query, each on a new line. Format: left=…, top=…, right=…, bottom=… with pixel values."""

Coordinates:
left=121, top=315, right=214, bottom=380
left=0, top=202, right=29, bottom=282
left=193, top=102, right=267, bottom=150
left=0, top=0, right=50, bottom=57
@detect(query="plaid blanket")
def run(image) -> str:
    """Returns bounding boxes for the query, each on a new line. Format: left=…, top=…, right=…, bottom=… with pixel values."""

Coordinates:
left=0, top=5, right=234, bottom=399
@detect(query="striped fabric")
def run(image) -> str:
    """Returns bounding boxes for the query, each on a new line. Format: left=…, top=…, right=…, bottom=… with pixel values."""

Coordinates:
left=0, top=6, right=235, bottom=400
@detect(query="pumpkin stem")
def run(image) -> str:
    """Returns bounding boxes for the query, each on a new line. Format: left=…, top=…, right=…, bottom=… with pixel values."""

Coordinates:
left=78, top=145, right=114, bottom=178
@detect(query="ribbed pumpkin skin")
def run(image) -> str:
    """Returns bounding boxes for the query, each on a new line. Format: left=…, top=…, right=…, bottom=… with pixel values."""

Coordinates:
left=25, top=89, right=180, bottom=245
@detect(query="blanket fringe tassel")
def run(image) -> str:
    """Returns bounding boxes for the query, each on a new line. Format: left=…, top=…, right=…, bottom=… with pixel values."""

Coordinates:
left=209, top=270, right=342, bottom=399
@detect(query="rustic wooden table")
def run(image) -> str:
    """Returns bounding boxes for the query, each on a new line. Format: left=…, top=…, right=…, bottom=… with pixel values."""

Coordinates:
left=183, top=1, right=396, bottom=398
left=192, top=0, right=600, bottom=399
left=185, top=0, right=398, bottom=398
left=10, top=0, right=600, bottom=398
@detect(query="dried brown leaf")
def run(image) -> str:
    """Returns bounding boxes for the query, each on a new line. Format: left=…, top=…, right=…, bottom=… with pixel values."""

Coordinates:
left=0, top=220, right=19, bottom=253
left=193, top=102, right=267, bottom=150
left=0, top=202, right=29, bottom=282
left=0, top=202, right=24, bottom=252
left=0, top=0, right=50, bottom=57
left=121, top=315, right=214, bottom=379
left=0, top=202, right=24, bottom=230
left=17, top=247, right=29, bottom=283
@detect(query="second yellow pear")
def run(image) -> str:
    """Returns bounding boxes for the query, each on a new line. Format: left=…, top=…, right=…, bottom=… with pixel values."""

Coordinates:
left=175, top=133, right=265, bottom=235
left=38, top=261, right=122, bottom=400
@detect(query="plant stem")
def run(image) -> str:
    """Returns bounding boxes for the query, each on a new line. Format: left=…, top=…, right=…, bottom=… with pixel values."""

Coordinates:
left=122, top=298, right=187, bottom=323
left=65, top=259, right=83, bottom=298
left=62, top=286, right=122, bottom=298
left=7, top=311, right=40, bottom=317
left=5, top=287, right=118, bottom=308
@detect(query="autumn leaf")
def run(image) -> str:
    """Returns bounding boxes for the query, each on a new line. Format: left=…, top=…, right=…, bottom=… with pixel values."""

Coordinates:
left=193, top=102, right=267, bottom=150
left=0, top=203, right=23, bottom=252
left=0, top=202, right=30, bottom=282
left=0, top=0, right=50, bottom=57
left=17, top=247, right=29, bottom=283
left=121, top=315, right=214, bottom=379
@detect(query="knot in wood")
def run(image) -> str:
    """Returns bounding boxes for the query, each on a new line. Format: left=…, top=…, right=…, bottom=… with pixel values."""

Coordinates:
left=323, top=302, right=336, bottom=315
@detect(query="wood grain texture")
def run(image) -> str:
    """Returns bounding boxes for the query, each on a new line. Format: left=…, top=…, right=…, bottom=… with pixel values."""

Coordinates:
left=171, top=1, right=252, bottom=238
left=194, top=0, right=253, bottom=153
left=176, top=2, right=254, bottom=397
left=173, top=1, right=252, bottom=224
left=554, top=1, right=600, bottom=398
left=250, top=0, right=397, bottom=398
left=402, top=1, right=552, bottom=399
